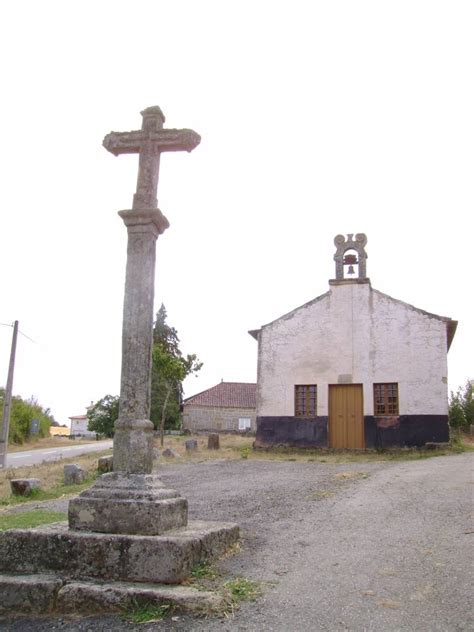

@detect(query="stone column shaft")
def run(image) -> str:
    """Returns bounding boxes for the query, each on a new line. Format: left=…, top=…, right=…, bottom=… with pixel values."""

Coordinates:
left=113, top=209, right=169, bottom=474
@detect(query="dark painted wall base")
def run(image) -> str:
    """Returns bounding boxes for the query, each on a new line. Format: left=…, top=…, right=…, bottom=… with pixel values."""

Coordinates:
left=255, top=415, right=450, bottom=449
left=364, top=415, right=450, bottom=448
left=255, top=417, right=328, bottom=448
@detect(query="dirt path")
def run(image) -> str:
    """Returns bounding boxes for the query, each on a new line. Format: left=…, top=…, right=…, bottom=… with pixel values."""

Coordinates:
left=2, top=453, right=473, bottom=631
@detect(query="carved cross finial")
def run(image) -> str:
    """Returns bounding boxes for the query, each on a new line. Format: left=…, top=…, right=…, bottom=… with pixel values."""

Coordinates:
left=103, top=107, right=201, bottom=210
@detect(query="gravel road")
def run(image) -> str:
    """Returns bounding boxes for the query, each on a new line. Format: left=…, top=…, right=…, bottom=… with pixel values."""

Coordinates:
left=2, top=452, right=473, bottom=631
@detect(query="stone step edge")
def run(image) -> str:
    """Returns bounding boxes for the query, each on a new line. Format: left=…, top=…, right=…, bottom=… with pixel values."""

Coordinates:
left=0, top=521, right=240, bottom=584
left=0, top=573, right=226, bottom=616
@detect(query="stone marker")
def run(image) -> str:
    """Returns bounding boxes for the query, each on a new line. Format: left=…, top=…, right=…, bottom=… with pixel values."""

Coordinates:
left=97, top=455, right=113, bottom=473
left=0, top=106, right=239, bottom=616
left=10, top=478, right=41, bottom=496
left=185, top=439, right=198, bottom=452
left=208, top=433, right=220, bottom=450
left=162, top=448, right=180, bottom=458
left=64, top=464, right=87, bottom=485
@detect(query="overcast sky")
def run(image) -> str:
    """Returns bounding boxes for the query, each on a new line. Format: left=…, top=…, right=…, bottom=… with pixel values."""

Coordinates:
left=0, top=1, right=472, bottom=425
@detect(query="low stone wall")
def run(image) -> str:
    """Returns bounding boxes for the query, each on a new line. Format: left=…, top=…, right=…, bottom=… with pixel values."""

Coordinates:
left=182, top=406, right=256, bottom=433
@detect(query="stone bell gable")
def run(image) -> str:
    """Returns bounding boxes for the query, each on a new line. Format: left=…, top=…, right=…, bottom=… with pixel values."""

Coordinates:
left=250, top=233, right=457, bottom=449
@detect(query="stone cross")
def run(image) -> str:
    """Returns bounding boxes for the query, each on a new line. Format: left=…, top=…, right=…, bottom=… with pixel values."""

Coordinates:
left=103, top=106, right=201, bottom=210
left=103, top=107, right=200, bottom=474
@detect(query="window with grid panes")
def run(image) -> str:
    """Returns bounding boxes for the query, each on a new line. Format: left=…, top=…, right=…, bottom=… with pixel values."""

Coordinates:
left=295, top=385, right=317, bottom=417
left=374, top=383, right=399, bottom=415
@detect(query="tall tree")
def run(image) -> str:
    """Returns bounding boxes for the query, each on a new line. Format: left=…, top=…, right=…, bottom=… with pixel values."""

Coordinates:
left=449, top=380, right=473, bottom=431
left=87, top=395, right=119, bottom=438
left=151, top=304, right=202, bottom=443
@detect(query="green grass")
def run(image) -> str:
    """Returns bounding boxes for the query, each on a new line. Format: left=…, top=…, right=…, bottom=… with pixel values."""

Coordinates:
left=0, top=477, right=97, bottom=507
left=0, top=509, right=67, bottom=531
left=190, top=562, right=219, bottom=581
left=223, top=577, right=261, bottom=602
left=121, top=600, right=175, bottom=624
left=239, top=447, right=252, bottom=459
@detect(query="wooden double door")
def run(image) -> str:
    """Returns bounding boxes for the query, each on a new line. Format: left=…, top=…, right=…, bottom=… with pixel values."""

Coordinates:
left=329, top=384, right=365, bottom=449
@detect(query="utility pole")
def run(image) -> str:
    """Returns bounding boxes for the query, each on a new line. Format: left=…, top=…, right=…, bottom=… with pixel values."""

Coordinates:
left=0, top=320, right=19, bottom=469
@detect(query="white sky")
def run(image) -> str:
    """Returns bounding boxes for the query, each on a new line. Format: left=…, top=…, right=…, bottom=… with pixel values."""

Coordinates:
left=0, top=1, right=472, bottom=425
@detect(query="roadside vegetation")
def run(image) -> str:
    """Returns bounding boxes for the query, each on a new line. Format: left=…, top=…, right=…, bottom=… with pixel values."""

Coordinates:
left=0, top=388, right=56, bottom=444
left=0, top=448, right=111, bottom=505
left=449, top=379, right=473, bottom=431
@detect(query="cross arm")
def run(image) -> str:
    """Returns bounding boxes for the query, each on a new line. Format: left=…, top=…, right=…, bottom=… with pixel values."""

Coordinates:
left=103, top=128, right=201, bottom=156
left=103, top=131, right=144, bottom=156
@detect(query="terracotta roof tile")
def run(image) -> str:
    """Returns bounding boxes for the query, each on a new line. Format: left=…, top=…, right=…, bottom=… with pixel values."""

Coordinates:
left=184, top=382, right=256, bottom=409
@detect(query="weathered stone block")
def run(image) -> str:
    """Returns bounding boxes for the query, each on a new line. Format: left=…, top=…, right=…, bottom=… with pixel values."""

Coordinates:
left=10, top=478, right=41, bottom=496
left=68, top=473, right=188, bottom=535
left=56, top=580, right=225, bottom=614
left=0, top=574, right=62, bottom=614
left=185, top=439, right=198, bottom=452
left=207, top=434, right=220, bottom=450
left=98, top=455, right=113, bottom=473
left=162, top=448, right=180, bottom=458
left=0, top=574, right=225, bottom=616
left=0, top=520, right=240, bottom=584
left=64, top=464, right=87, bottom=485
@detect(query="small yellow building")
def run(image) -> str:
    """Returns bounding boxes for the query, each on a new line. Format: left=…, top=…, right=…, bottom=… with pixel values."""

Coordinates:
left=50, top=426, right=70, bottom=437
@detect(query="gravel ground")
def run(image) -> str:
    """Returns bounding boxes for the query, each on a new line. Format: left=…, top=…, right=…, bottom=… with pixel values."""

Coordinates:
left=1, top=452, right=472, bottom=631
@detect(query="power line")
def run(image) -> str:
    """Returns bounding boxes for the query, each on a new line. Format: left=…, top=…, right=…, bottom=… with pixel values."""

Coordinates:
left=0, top=322, right=37, bottom=344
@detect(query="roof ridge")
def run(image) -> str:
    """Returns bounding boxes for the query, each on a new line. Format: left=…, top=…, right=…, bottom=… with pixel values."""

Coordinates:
left=184, top=381, right=257, bottom=408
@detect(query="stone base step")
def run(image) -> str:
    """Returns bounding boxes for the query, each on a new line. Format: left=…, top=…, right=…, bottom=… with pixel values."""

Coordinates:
left=0, top=573, right=226, bottom=616
left=0, top=520, right=239, bottom=584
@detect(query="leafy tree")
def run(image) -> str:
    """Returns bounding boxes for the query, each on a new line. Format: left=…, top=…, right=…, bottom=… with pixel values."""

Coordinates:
left=448, top=380, right=473, bottom=430
left=151, top=304, right=202, bottom=444
left=0, top=388, right=53, bottom=444
left=87, top=394, right=119, bottom=438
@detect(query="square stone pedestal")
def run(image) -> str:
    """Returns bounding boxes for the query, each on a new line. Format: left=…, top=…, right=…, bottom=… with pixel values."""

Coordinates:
left=0, top=519, right=239, bottom=616
left=68, top=472, right=189, bottom=535
left=0, top=472, right=239, bottom=617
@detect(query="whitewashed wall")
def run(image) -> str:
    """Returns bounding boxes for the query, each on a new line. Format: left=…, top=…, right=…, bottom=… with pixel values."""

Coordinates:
left=257, top=281, right=449, bottom=417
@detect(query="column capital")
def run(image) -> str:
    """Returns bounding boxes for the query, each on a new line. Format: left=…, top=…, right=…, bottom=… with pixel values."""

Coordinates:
left=118, top=209, right=170, bottom=235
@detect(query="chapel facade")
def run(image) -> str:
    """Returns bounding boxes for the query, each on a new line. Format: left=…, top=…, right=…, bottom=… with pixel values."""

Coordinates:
left=250, top=234, right=457, bottom=449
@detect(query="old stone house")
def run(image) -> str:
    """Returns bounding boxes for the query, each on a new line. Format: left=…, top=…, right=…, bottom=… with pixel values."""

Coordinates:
left=182, top=381, right=257, bottom=433
left=250, top=234, right=457, bottom=449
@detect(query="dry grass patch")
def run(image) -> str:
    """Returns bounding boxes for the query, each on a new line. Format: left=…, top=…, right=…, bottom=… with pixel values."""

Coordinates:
left=154, top=434, right=472, bottom=465
left=0, top=449, right=112, bottom=504
left=155, top=434, right=255, bottom=462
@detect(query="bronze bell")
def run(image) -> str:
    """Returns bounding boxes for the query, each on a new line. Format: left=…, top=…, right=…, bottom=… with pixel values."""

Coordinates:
left=347, top=264, right=355, bottom=275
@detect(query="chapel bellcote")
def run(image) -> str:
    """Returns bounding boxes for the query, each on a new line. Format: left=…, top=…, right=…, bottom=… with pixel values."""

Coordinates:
left=333, top=233, right=368, bottom=281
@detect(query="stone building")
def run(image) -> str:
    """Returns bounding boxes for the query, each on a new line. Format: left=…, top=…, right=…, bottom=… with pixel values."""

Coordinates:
left=182, top=381, right=257, bottom=433
left=250, top=234, right=457, bottom=449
